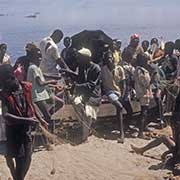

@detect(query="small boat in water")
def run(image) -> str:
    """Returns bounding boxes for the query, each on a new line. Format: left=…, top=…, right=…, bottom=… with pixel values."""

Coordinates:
left=25, top=13, right=39, bottom=18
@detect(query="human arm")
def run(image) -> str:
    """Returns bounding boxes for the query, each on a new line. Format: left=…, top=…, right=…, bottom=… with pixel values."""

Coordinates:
left=149, top=55, right=164, bottom=64
left=75, top=65, right=101, bottom=94
left=4, top=113, right=38, bottom=125
left=43, top=73, right=62, bottom=80
left=1, top=102, right=37, bottom=125
left=59, top=68, right=78, bottom=78
left=114, top=66, right=126, bottom=97
left=50, top=46, right=69, bottom=69
left=35, top=76, right=57, bottom=86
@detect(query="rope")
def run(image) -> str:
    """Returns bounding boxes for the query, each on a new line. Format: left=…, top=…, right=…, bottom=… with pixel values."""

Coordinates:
left=66, top=91, right=108, bottom=140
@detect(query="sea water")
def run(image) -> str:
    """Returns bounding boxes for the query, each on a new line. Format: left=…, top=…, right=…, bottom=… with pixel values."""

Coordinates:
left=0, top=0, right=180, bottom=63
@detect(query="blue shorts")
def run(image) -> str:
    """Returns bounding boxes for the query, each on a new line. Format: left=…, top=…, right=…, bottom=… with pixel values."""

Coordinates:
left=106, top=91, right=120, bottom=103
left=0, top=141, right=7, bottom=156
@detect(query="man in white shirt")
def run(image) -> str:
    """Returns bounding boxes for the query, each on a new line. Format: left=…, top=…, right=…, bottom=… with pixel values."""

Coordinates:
left=39, top=29, right=64, bottom=75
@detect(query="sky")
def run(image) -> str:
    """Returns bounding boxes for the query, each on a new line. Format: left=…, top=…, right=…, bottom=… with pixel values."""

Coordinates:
left=0, top=0, right=180, bottom=27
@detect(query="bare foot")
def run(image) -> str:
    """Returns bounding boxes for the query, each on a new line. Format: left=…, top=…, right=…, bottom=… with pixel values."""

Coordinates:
left=130, top=144, right=143, bottom=155
left=117, top=137, right=125, bottom=144
left=46, top=144, right=54, bottom=151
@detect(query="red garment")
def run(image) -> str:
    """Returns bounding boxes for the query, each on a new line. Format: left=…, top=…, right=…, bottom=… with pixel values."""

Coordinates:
left=1, top=82, right=35, bottom=119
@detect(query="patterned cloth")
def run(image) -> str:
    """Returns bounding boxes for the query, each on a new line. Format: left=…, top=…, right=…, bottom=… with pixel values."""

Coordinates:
left=134, top=66, right=153, bottom=106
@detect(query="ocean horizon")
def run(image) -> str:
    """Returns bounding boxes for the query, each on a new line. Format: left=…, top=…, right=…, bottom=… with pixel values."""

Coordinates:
left=0, top=0, right=180, bottom=62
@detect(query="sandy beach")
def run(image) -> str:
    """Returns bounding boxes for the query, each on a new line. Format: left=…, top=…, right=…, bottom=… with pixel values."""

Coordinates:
left=0, top=134, right=171, bottom=180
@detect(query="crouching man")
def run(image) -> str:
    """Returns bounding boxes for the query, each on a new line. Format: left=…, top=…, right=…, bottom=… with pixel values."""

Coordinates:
left=71, top=48, right=102, bottom=143
left=0, top=64, right=47, bottom=180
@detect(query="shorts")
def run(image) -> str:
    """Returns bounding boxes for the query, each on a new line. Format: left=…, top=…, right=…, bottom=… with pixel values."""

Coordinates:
left=106, top=91, right=120, bottom=103
left=0, top=141, right=7, bottom=156
left=139, top=96, right=150, bottom=107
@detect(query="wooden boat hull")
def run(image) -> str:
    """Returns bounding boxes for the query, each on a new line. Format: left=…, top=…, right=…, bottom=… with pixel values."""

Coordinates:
left=52, top=99, right=156, bottom=121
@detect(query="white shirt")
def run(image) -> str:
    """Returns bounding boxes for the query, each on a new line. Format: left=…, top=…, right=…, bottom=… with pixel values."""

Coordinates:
left=39, top=37, right=60, bottom=74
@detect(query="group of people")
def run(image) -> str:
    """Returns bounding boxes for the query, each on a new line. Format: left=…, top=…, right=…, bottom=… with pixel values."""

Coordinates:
left=1, top=28, right=180, bottom=179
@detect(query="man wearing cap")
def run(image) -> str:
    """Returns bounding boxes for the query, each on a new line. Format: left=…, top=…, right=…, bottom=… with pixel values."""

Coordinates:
left=122, top=34, right=143, bottom=66
left=72, top=48, right=102, bottom=142
left=39, top=29, right=66, bottom=75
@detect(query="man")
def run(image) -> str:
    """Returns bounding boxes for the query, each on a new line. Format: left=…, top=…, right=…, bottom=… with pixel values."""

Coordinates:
left=112, top=39, right=122, bottom=64
left=134, top=53, right=152, bottom=138
left=61, top=37, right=78, bottom=72
left=171, top=65, right=180, bottom=175
left=159, top=41, right=178, bottom=80
left=148, top=62, right=165, bottom=127
left=175, top=39, right=180, bottom=82
left=174, top=39, right=180, bottom=59
left=14, top=43, right=37, bottom=81
left=141, top=40, right=150, bottom=54
left=100, top=43, right=127, bottom=143
left=131, top=127, right=175, bottom=159
left=122, top=34, right=143, bottom=66
left=0, top=64, right=47, bottom=180
left=71, top=48, right=102, bottom=142
left=61, top=36, right=72, bottom=60
left=0, top=43, right=11, bottom=65
left=148, top=38, right=164, bottom=64
left=27, top=47, right=63, bottom=124
left=39, top=29, right=65, bottom=75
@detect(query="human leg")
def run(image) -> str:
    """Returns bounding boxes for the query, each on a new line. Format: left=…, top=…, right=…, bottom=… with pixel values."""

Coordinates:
left=138, top=105, right=148, bottom=138
left=5, top=156, right=17, bottom=180
left=111, top=99, right=125, bottom=143
left=153, top=90, right=164, bottom=126
left=120, top=99, right=133, bottom=130
left=131, top=135, right=175, bottom=155
left=15, top=156, right=32, bottom=180
left=72, top=97, right=91, bottom=142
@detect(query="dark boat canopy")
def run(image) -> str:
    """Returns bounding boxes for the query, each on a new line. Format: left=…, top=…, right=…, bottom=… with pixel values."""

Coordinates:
left=71, top=30, right=113, bottom=63
left=71, top=30, right=113, bottom=50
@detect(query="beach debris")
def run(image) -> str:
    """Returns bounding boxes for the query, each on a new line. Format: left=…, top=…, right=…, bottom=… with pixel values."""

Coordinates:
left=50, top=168, right=56, bottom=175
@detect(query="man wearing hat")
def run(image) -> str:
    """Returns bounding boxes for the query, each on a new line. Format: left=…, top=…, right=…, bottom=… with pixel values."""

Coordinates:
left=72, top=48, right=102, bottom=142
left=122, top=34, right=143, bottom=66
